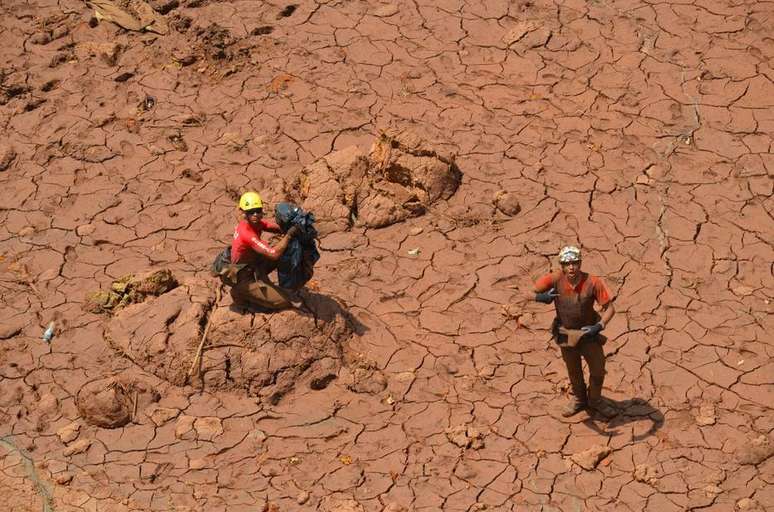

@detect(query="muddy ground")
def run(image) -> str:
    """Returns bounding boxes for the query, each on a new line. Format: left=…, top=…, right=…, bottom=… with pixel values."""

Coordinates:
left=1, top=0, right=773, bottom=511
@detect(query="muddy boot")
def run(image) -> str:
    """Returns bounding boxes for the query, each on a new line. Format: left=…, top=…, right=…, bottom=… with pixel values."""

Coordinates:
left=588, top=376, right=617, bottom=418
left=561, top=397, right=587, bottom=417
left=562, top=382, right=587, bottom=417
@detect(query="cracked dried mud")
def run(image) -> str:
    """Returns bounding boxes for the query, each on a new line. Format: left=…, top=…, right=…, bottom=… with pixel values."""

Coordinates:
left=1, top=0, right=773, bottom=511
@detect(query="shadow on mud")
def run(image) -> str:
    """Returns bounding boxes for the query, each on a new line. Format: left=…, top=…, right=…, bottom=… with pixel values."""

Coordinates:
left=229, top=288, right=369, bottom=336
left=583, top=398, right=665, bottom=441
left=298, top=290, right=368, bottom=336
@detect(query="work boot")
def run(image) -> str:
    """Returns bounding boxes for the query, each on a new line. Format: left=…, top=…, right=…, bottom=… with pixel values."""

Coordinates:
left=561, top=398, right=587, bottom=417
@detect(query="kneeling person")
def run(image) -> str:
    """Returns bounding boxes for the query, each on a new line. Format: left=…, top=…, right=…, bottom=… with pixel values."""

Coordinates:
left=230, top=191, right=299, bottom=310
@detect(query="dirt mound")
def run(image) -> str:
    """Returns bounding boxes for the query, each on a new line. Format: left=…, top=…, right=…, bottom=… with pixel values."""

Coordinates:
left=84, top=269, right=178, bottom=314
left=76, top=376, right=160, bottom=428
left=290, top=129, right=461, bottom=234
left=106, top=280, right=353, bottom=403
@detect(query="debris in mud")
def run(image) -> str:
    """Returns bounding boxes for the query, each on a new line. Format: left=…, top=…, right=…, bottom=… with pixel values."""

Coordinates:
left=148, top=0, right=179, bottom=15
left=342, top=353, right=387, bottom=394
left=76, top=376, right=160, bottom=428
left=694, top=403, right=716, bottom=426
left=139, top=95, right=156, bottom=111
left=106, top=280, right=353, bottom=403
left=736, top=435, right=773, bottom=465
left=251, top=26, right=274, bottom=36
left=63, top=438, right=91, bottom=456
left=114, top=71, right=134, bottom=82
left=571, top=445, right=611, bottom=470
left=0, top=147, right=17, bottom=172
left=195, top=23, right=233, bottom=60
left=56, top=422, right=81, bottom=444
left=84, top=269, right=178, bottom=314
left=290, top=129, right=461, bottom=234
left=445, top=424, right=485, bottom=449
left=633, top=463, right=660, bottom=485
left=168, top=132, right=188, bottom=151
left=0, top=83, right=29, bottom=105
left=172, top=52, right=197, bottom=66
left=277, top=4, right=297, bottom=19
left=89, top=0, right=169, bottom=35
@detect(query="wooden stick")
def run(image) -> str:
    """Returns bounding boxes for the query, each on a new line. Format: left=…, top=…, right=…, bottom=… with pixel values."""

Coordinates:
left=187, top=284, right=222, bottom=380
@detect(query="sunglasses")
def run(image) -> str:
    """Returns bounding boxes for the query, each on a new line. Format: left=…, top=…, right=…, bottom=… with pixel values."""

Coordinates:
left=245, top=209, right=263, bottom=216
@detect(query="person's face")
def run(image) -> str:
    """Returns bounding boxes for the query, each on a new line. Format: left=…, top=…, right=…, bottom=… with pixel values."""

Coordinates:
left=244, top=208, right=263, bottom=227
left=561, top=260, right=581, bottom=280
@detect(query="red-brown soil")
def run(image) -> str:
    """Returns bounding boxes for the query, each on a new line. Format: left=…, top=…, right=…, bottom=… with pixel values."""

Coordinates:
left=1, top=0, right=772, bottom=511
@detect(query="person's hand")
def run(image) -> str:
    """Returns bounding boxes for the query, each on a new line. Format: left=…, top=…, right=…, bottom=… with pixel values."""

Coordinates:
left=286, top=225, right=301, bottom=238
left=580, top=322, right=603, bottom=337
left=535, top=288, right=559, bottom=304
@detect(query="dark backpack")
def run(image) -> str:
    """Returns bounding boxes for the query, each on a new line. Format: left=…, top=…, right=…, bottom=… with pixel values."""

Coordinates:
left=211, top=246, right=243, bottom=286
left=274, top=202, right=320, bottom=290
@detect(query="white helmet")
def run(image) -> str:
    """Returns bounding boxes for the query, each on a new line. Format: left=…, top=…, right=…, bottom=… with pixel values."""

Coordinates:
left=559, top=246, right=581, bottom=263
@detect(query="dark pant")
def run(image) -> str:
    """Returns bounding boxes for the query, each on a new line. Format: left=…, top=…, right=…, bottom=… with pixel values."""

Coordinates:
left=560, top=339, right=606, bottom=404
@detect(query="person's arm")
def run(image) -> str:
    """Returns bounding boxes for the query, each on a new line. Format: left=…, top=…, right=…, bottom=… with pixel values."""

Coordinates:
left=260, top=218, right=284, bottom=234
left=599, top=302, right=615, bottom=328
left=581, top=277, right=615, bottom=336
left=248, top=226, right=300, bottom=261
left=533, top=273, right=559, bottom=304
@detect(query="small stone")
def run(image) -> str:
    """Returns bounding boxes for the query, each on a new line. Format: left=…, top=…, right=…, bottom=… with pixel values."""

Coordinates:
left=634, top=463, right=659, bottom=484
left=297, top=490, right=310, bottom=505
left=695, top=404, right=716, bottom=426
left=704, top=485, right=722, bottom=497
left=408, top=226, right=423, bottom=236
left=148, top=406, right=179, bottom=426
left=737, top=498, right=759, bottom=510
left=76, top=224, right=96, bottom=236
left=494, top=190, right=521, bottom=216
left=635, top=174, right=653, bottom=185
left=54, top=472, right=73, bottom=485
left=571, top=445, right=611, bottom=470
left=251, top=429, right=267, bottom=443
left=63, top=438, right=91, bottom=456
left=17, top=226, right=35, bottom=237
left=189, top=458, right=208, bottom=470
left=57, top=422, right=81, bottom=444
left=194, top=417, right=223, bottom=441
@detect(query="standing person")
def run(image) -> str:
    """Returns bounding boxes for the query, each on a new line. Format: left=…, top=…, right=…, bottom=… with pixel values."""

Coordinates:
left=533, top=246, right=618, bottom=418
left=228, top=191, right=299, bottom=310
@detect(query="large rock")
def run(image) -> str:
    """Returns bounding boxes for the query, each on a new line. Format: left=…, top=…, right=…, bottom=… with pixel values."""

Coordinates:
left=76, top=376, right=160, bottom=428
left=290, top=129, right=461, bottom=234
left=106, top=279, right=353, bottom=404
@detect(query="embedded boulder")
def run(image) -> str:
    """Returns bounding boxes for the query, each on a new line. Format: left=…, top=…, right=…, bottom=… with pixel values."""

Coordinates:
left=290, top=129, right=461, bottom=234
left=76, top=376, right=160, bottom=428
